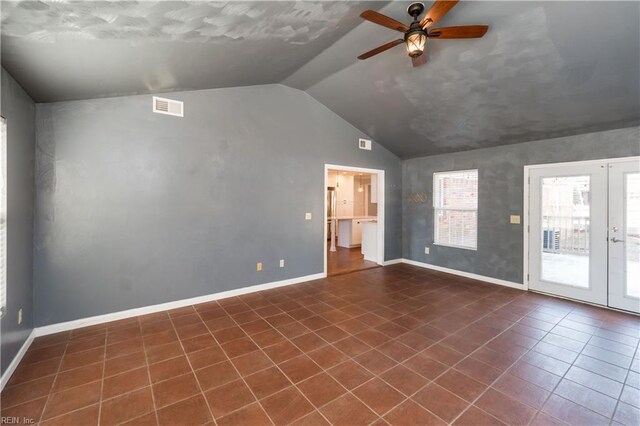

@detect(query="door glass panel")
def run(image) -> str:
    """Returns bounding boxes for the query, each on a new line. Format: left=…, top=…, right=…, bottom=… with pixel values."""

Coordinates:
left=541, top=176, right=590, bottom=287
left=626, top=172, right=640, bottom=298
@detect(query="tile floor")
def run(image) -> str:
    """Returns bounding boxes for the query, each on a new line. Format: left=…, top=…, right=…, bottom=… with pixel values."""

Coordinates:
left=1, top=264, right=639, bottom=425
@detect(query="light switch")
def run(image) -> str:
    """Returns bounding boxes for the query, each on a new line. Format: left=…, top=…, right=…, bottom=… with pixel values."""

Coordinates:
left=510, top=215, right=521, bottom=224
left=305, top=213, right=312, bottom=220
left=256, top=262, right=262, bottom=271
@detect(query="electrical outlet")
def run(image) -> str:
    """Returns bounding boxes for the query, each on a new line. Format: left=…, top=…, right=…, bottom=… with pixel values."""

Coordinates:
left=510, top=215, right=521, bottom=224
left=17, top=308, right=23, bottom=325
left=424, top=247, right=430, bottom=254
left=305, top=212, right=312, bottom=220
left=279, top=259, right=285, bottom=268
left=256, top=262, right=262, bottom=272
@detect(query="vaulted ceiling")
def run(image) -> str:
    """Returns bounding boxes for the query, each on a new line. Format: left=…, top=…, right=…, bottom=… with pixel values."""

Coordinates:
left=2, top=1, right=639, bottom=158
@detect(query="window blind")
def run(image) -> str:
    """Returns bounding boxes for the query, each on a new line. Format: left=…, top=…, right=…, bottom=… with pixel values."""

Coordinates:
left=1, top=116, right=6, bottom=318
left=433, top=170, right=478, bottom=250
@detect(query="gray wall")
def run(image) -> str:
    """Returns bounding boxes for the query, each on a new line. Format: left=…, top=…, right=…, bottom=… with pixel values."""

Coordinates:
left=1, top=68, right=36, bottom=374
left=403, top=127, right=640, bottom=285
left=34, top=84, right=402, bottom=326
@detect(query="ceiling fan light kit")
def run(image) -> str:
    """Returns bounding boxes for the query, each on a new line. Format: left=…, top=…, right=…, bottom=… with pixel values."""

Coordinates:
left=358, top=1, right=489, bottom=67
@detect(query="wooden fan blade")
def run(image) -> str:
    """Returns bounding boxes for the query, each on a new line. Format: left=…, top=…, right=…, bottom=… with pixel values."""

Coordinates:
left=420, top=0, right=459, bottom=29
left=360, top=10, right=409, bottom=33
left=412, top=54, right=427, bottom=68
left=428, top=25, right=489, bottom=39
left=358, top=39, right=404, bottom=60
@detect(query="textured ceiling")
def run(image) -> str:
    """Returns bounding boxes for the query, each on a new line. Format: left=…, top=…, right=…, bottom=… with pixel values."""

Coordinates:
left=0, top=0, right=382, bottom=101
left=2, top=1, right=639, bottom=158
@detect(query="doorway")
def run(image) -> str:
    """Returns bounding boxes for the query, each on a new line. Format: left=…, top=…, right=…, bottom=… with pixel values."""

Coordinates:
left=324, top=165, right=385, bottom=277
left=526, top=158, right=640, bottom=313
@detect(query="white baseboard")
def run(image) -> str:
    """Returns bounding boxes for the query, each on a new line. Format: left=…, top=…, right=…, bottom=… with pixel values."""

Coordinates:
left=401, top=259, right=526, bottom=290
left=35, top=272, right=326, bottom=337
left=1, top=330, right=35, bottom=392
left=382, top=259, right=403, bottom=266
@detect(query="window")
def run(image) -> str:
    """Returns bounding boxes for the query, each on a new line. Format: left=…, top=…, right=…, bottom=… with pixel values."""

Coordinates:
left=0, top=116, right=6, bottom=318
left=433, top=169, right=478, bottom=250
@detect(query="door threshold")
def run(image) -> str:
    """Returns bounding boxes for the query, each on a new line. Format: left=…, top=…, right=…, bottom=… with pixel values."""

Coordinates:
left=529, top=290, right=640, bottom=317
left=328, top=264, right=381, bottom=278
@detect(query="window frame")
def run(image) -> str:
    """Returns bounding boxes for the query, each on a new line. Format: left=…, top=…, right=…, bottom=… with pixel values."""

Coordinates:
left=433, top=169, right=479, bottom=251
left=0, top=115, right=6, bottom=319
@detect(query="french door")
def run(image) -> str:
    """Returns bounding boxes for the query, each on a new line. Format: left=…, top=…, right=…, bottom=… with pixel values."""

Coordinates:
left=528, top=159, right=640, bottom=313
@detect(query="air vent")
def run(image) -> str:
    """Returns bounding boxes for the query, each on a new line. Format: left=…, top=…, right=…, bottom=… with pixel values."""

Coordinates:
left=153, top=96, right=183, bottom=117
left=358, top=138, right=372, bottom=150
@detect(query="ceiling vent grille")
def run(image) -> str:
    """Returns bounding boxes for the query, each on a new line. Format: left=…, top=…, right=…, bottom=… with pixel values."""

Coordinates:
left=153, top=96, right=183, bottom=117
left=359, top=138, right=372, bottom=150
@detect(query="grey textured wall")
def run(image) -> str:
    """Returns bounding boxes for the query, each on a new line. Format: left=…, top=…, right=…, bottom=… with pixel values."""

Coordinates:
left=34, top=84, right=402, bottom=326
left=1, top=68, right=36, bottom=374
left=403, top=127, right=640, bottom=284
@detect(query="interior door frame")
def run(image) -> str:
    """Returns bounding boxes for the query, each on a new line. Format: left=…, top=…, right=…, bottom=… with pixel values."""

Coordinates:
left=523, top=156, right=640, bottom=298
left=324, top=164, right=385, bottom=277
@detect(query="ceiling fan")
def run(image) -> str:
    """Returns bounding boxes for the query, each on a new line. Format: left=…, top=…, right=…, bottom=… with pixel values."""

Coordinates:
left=357, top=1, right=488, bottom=67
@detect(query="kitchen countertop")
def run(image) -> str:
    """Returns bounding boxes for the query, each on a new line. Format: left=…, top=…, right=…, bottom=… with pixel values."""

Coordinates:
left=328, top=216, right=377, bottom=220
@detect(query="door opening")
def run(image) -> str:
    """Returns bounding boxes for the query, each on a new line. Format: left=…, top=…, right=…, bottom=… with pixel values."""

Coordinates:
left=324, top=165, right=385, bottom=277
left=525, top=157, right=640, bottom=313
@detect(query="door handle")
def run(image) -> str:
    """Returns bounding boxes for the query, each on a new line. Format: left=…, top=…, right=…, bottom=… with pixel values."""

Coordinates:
left=611, top=237, right=625, bottom=243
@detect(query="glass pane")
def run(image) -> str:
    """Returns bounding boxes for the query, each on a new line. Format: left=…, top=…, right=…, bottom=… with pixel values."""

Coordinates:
left=435, top=209, right=477, bottom=248
left=541, top=176, right=590, bottom=287
left=626, top=172, right=640, bottom=298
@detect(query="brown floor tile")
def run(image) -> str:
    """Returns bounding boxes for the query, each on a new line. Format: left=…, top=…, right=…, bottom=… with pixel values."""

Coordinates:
left=1, top=375, right=55, bottom=409
left=291, top=332, right=327, bottom=352
left=421, top=344, right=466, bottom=366
left=194, top=360, right=240, bottom=390
left=292, top=410, right=331, bottom=426
left=298, top=372, right=347, bottom=408
left=204, top=379, right=255, bottom=418
left=261, top=386, right=315, bottom=424
left=263, top=340, right=302, bottom=363
left=149, top=355, right=191, bottom=383
left=217, top=402, right=271, bottom=426
left=435, top=369, right=487, bottom=402
left=354, top=349, right=396, bottom=375
left=475, top=388, right=537, bottom=425
left=231, top=350, right=274, bottom=376
left=453, top=406, right=506, bottom=426
left=553, top=378, right=618, bottom=417
left=320, top=394, right=379, bottom=426
left=0, top=397, right=47, bottom=424
left=152, top=372, right=201, bottom=408
left=380, top=364, right=429, bottom=396
left=156, top=394, right=213, bottom=425
left=187, top=345, right=227, bottom=370
left=413, top=383, right=470, bottom=423
left=42, top=381, right=101, bottom=421
left=307, top=345, right=350, bottom=369
left=328, top=360, right=374, bottom=390
left=403, top=353, right=448, bottom=380
left=6, top=265, right=640, bottom=426
left=182, top=334, right=218, bottom=353
left=353, top=378, right=405, bottom=416
left=104, top=351, right=146, bottom=377
left=145, top=341, right=183, bottom=364
left=492, top=373, right=549, bottom=409
left=614, top=401, right=640, bottom=426
left=51, top=362, right=103, bottom=392
left=244, top=366, right=291, bottom=399
left=40, top=404, right=99, bottom=426
left=454, top=357, right=503, bottom=385
left=60, top=347, right=104, bottom=371
left=542, top=394, right=610, bottom=425
left=103, top=366, right=150, bottom=399
left=279, top=355, right=322, bottom=383
left=384, top=399, right=446, bottom=425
